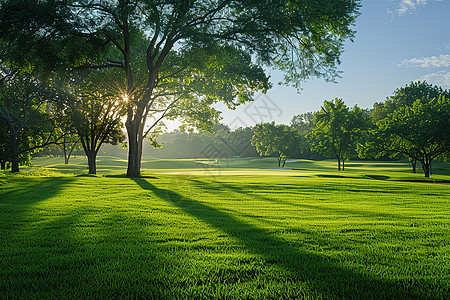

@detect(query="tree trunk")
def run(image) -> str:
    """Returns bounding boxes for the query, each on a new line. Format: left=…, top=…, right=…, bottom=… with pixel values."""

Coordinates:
left=1, top=160, right=6, bottom=170
left=86, top=151, right=97, bottom=175
left=65, top=138, right=79, bottom=165
left=422, top=163, right=430, bottom=178
left=411, top=159, right=416, bottom=173
left=63, top=136, right=69, bottom=164
left=126, top=121, right=141, bottom=177
left=10, top=130, right=19, bottom=173
left=277, top=156, right=281, bottom=167
left=342, top=158, right=345, bottom=171
left=337, top=156, right=341, bottom=171
left=420, top=157, right=432, bottom=178
left=281, top=157, right=286, bottom=167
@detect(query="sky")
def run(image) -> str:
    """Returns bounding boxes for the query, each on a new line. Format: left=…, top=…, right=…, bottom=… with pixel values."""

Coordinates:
left=205, top=0, right=450, bottom=131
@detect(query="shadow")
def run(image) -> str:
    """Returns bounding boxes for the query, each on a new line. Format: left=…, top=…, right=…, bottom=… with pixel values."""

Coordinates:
left=0, top=176, right=72, bottom=206
left=103, top=174, right=158, bottom=179
left=0, top=177, right=192, bottom=299
left=365, top=174, right=390, bottom=180
left=132, top=178, right=436, bottom=299
left=0, top=176, right=74, bottom=242
left=316, top=174, right=348, bottom=178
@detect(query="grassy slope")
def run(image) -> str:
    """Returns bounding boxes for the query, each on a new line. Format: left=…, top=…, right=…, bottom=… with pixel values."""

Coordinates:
left=0, top=168, right=449, bottom=298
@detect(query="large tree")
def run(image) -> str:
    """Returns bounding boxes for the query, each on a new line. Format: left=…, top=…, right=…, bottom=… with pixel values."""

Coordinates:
left=370, top=81, right=450, bottom=172
left=1, top=0, right=360, bottom=177
left=372, top=81, right=450, bottom=123
left=362, top=96, right=450, bottom=178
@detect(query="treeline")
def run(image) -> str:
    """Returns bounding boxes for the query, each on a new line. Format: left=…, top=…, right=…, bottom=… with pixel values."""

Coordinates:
left=144, top=81, right=450, bottom=177
left=2, top=81, right=450, bottom=178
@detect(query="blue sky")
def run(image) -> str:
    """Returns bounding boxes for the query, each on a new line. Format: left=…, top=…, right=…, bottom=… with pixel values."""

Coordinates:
left=211, top=0, right=450, bottom=130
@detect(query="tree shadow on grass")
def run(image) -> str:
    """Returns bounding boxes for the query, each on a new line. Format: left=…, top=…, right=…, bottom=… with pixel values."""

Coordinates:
left=131, top=178, right=439, bottom=299
left=0, top=177, right=196, bottom=299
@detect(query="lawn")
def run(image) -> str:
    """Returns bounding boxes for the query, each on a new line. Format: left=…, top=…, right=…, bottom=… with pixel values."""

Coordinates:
left=0, top=158, right=449, bottom=298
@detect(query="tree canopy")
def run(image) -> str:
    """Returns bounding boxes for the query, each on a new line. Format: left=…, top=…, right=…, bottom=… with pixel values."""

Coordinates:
left=372, top=81, right=450, bottom=123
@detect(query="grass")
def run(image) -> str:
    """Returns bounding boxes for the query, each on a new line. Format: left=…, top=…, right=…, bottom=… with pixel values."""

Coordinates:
left=0, top=158, right=449, bottom=298
left=30, top=155, right=450, bottom=181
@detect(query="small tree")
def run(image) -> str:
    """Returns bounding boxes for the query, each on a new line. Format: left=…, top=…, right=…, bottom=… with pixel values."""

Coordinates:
left=59, top=72, right=126, bottom=175
left=251, top=122, right=300, bottom=167
left=308, top=99, right=368, bottom=170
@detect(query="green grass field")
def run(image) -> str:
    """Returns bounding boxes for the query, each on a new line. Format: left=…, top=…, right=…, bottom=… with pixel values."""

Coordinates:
left=1, top=157, right=449, bottom=298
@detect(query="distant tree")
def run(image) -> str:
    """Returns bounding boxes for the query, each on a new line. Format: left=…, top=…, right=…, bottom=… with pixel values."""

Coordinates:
left=227, top=127, right=258, bottom=158
left=361, top=96, right=450, bottom=178
left=212, top=124, right=231, bottom=134
left=59, top=134, right=81, bottom=165
left=291, top=113, right=315, bottom=135
left=291, top=112, right=320, bottom=159
left=0, top=74, right=65, bottom=172
left=251, top=122, right=300, bottom=167
left=308, top=99, right=368, bottom=170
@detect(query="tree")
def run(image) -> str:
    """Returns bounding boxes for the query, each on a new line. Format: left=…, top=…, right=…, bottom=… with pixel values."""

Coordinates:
left=251, top=122, right=300, bottom=167
left=59, top=134, right=81, bottom=164
left=0, top=128, right=10, bottom=170
left=371, top=81, right=450, bottom=172
left=0, top=74, right=65, bottom=172
left=56, top=72, right=126, bottom=175
left=308, top=99, right=368, bottom=170
left=361, top=96, right=450, bottom=178
left=291, top=112, right=321, bottom=159
left=1, top=0, right=361, bottom=177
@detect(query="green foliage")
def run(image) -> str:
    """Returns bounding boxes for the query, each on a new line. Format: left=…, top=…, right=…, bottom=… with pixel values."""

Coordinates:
left=0, top=0, right=361, bottom=176
left=251, top=122, right=300, bottom=167
left=372, top=81, right=450, bottom=123
left=307, top=98, right=368, bottom=170
left=291, top=112, right=324, bottom=160
left=362, top=95, right=450, bottom=177
left=0, top=74, right=64, bottom=171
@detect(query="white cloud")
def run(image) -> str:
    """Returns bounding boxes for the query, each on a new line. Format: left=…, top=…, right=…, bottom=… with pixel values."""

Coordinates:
left=392, top=0, right=441, bottom=15
left=398, top=54, right=450, bottom=68
left=418, top=71, right=450, bottom=89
